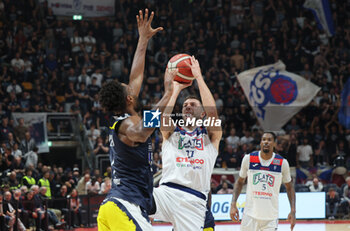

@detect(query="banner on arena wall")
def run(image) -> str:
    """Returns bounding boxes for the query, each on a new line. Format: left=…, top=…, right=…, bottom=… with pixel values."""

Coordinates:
left=47, top=0, right=115, bottom=17
left=12, top=113, right=49, bottom=153
left=237, top=61, right=320, bottom=131
left=211, top=192, right=326, bottom=220
left=303, top=0, right=335, bottom=36
left=338, top=78, right=350, bottom=128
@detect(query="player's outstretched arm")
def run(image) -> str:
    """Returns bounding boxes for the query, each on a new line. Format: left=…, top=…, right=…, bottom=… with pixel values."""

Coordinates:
left=285, top=181, right=296, bottom=230
left=124, top=69, right=176, bottom=143
left=128, top=9, right=163, bottom=97
left=230, top=177, right=245, bottom=222
left=160, top=70, right=192, bottom=140
left=187, top=56, right=222, bottom=149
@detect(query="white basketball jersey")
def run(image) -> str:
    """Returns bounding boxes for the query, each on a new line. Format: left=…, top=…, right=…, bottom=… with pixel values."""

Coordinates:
left=239, top=151, right=291, bottom=220
left=160, top=126, right=218, bottom=195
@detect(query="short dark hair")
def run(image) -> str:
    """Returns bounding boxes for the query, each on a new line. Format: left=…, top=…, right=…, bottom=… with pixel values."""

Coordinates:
left=184, top=95, right=201, bottom=103
left=263, top=131, right=276, bottom=141
left=99, top=81, right=127, bottom=114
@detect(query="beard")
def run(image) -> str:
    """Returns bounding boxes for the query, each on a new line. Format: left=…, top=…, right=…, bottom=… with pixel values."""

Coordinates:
left=262, top=147, right=270, bottom=153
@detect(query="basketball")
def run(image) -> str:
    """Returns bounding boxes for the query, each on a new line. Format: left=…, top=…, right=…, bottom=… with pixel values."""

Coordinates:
left=167, top=54, right=194, bottom=83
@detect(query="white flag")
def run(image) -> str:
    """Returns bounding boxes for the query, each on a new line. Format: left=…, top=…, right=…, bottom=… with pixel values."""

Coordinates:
left=237, top=61, right=320, bottom=131
left=303, top=0, right=335, bottom=36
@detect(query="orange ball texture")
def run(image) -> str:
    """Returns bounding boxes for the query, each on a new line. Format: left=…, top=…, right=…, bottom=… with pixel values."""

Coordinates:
left=167, top=54, right=194, bottom=84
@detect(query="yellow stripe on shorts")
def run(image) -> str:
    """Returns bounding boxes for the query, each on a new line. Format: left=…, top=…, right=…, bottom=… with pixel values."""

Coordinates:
left=97, top=201, right=136, bottom=231
left=204, top=228, right=214, bottom=231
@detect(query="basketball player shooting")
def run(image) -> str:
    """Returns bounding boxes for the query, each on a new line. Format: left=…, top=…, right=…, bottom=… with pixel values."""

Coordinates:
left=97, top=9, right=178, bottom=231
left=230, top=132, right=296, bottom=231
left=150, top=56, right=222, bottom=231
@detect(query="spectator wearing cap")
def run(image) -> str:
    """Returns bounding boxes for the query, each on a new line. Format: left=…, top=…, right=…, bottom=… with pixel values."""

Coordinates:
left=73, top=167, right=79, bottom=174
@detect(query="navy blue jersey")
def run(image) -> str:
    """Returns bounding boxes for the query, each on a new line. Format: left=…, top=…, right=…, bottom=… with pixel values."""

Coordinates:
left=107, top=114, right=153, bottom=213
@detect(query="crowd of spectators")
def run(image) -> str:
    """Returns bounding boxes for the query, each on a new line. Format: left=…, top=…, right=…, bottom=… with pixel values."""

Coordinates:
left=0, top=0, right=349, bottom=226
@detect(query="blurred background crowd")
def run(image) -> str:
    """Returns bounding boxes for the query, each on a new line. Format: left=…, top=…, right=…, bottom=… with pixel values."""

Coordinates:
left=0, top=0, right=349, bottom=227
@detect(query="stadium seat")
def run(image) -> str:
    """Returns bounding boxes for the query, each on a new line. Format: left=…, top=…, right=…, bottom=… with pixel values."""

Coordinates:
left=22, top=82, right=33, bottom=90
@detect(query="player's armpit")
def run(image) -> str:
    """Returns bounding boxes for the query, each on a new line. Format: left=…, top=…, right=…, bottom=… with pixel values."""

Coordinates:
left=209, top=129, right=222, bottom=152
left=122, top=116, right=153, bottom=143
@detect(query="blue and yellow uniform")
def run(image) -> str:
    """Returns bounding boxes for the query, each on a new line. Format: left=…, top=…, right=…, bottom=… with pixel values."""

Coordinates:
left=97, top=114, right=154, bottom=231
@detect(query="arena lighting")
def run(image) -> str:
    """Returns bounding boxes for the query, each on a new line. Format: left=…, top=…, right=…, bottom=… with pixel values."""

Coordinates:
left=73, top=15, right=83, bottom=20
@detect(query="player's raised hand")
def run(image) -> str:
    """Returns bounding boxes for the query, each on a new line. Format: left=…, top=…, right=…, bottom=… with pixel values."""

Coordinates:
left=230, top=204, right=240, bottom=222
left=136, top=9, right=163, bottom=40
left=186, top=56, right=203, bottom=80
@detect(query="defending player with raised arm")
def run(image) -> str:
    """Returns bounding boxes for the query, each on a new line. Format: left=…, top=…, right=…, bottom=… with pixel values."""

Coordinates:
left=97, top=9, right=175, bottom=231
left=230, top=132, right=296, bottom=231
left=150, top=56, right=222, bottom=231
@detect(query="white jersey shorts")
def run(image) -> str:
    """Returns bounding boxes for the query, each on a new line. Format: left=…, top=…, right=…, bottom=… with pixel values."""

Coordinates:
left=151, top=184, right=207, bottom=231
left=241, top=214, right=278, bottom=231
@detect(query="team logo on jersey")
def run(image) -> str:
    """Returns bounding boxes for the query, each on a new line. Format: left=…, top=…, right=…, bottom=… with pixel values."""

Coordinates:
left=272, top=159, right=281, bottom=165
left=143, top=109, right=161, bottom=128
left=178, top=136, right=203, bottom=150
left=253, top=173, right=275, bottom=187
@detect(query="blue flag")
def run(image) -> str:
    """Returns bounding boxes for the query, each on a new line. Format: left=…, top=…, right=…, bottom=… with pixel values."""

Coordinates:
left=304, top=0, right=335, bottom=36
left=338, top=79, right=350, bottom=128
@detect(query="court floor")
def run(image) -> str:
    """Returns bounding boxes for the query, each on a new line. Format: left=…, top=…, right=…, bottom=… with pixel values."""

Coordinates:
left=151, top=221, right=350, bottom=231
left=76, top=221, right=350, bottom=231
